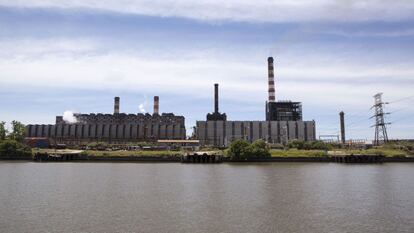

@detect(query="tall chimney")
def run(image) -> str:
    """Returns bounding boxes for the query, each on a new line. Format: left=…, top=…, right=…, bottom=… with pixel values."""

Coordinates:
left=153, top=96, right=159, bottom=115
left=340, top=111, right=345, bottom=144
left=214, top=83, right=219, bottom=113
left=268, top=57, right=275, bottom=102
left=114, top=97, right=120, bottom=114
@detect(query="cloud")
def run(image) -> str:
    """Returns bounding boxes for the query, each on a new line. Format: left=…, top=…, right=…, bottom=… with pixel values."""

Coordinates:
left=1, top=0, right=414, bottom=23
left=0, top=38, right=412, bottom=107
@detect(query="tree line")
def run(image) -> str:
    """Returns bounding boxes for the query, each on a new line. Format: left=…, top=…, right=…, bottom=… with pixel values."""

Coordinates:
left=0, top=121, right=31, bottom=158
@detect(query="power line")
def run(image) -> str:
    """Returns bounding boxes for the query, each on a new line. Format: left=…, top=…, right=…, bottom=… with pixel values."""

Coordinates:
left=388, top=94, right=414, bottom=104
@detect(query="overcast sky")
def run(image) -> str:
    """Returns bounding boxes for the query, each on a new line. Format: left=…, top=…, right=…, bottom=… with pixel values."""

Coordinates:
left=0, top=0, right=413, bottom=140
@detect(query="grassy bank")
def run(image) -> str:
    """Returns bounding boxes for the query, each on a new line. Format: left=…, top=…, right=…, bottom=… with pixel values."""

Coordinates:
left=31, top=147, right=411, bottom=159
left=337, top=148, right=408, bottom=157
left=84, top=150, right=182, bottom=157
left=270, top=148, right=410, bottom=158
left=32, top=148, right=183, bottom=157
left=271, top=149, right=327, bottom=157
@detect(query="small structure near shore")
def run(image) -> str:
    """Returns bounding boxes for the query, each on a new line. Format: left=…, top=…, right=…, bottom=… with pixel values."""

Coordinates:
left=33, top=150, right=83, bottom=162
left=181, top=151, right=222, bottom=163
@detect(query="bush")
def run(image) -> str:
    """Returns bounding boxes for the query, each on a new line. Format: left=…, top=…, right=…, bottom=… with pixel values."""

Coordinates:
left=288, top=140, right=306, bottom=150
left=288, top=140, right=332, bottom=151
left=250, top=139, right=271, bottom=159
left=228, top=140, right=252, bottom=160
left=228, top=139, right=271, bottom=160
left=0, top=140, right=32, bottom=158
left=310, top=141, right=332, bottom=150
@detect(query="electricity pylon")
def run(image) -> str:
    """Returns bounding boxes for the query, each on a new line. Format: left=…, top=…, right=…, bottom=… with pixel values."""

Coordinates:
left=371, top=93, right=390, bottom=146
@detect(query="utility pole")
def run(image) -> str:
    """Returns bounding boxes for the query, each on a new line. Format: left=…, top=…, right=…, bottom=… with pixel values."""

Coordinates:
left=371, top=93, right=390, bottom=146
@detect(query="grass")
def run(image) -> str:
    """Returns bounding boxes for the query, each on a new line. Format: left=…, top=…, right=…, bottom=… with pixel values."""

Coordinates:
left=338, top=148, right=408, bottom=157
left=83, top=150, right=183, bottom=157
left=32, top=147, right=410, bottom=158
left=271, top=148, right=409, bottom=157
left=32, top=148, right=183, bottom=157
left=270, top=149, right=327, bottom=157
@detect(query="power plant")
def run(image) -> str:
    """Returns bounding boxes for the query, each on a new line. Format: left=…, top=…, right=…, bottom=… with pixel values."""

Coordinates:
left=26, top=96, right=186, bottom=144
left=195, top=57, right=316, bottom=146
left=25, top=57, right=316, bottom=146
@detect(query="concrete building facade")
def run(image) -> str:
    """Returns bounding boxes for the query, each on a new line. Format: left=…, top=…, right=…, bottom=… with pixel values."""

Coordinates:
left=196, top=120, right=316, bottom=147
left=25, top=97, right=186, bottom=144
left=26, top=113, right=186, bottom=144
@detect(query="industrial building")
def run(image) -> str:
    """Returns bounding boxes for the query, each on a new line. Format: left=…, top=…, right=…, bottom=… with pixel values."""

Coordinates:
left=196, top=57, right=316, bottom=146
left=26, top=96, right=186, bottom=144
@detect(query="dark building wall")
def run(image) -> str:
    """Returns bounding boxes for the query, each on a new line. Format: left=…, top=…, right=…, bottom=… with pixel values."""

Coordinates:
left=196, top=120, right=316, bottom=146
left=26, top=113, right=186, bottom=144
left=266, top=101, right=303, bottom=121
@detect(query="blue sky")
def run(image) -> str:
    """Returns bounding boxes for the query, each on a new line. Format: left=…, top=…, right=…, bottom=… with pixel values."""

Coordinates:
left=0, top=1, right=413, bottom=140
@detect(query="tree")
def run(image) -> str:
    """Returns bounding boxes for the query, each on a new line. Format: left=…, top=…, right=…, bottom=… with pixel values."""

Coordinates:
left=0, top=140, right=32, bottom=158
left=228, top=139, right=271, bottom=160
left=250, top=139, right=271, bottom=159
left=9, top=120, right=26, bottom=142
left=0, top=121, right=7, bottom=141
left=228, top=139, right=252, bottom=160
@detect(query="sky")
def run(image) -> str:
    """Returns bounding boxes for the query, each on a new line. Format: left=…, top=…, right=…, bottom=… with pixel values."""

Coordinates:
left=0, top=0, right=413, bottom=140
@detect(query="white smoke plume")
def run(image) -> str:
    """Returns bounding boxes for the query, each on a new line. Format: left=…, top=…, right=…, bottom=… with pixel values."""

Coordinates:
left=138, top=95, right=148, bottom=113
left=63, top=110, right=77, bottom=123
left=138, top=104, right=146, bottom=113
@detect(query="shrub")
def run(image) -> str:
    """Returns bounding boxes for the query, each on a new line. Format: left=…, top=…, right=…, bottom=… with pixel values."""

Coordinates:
left=0, top=140, right=32, bottom=158
left=228, top=139, right=271, bottom=160
left=250, top=139, right=271, bottom=159
left=310, top=141, right=332, bottom=150
left=228, top=139, right=252, bottom=160
left=288, top=140, right=306, bottom=149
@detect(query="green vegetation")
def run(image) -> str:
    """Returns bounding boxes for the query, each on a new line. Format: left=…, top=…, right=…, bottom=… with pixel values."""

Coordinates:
left=32, top=148, right=182, bottom=157
left=227, top=139, right=271, bottom=160
left=9, top=121, right=26, bottom=142
left=288, top=140, right=332, bottom=150
left=0, top=121, right=31, bottom=158
left=80, top=150, right=182, bottom=157
left=0, top=140, right=32, bottom=158
left=336, top=148, right=408, bottom=157
left=0, top=121, right=7, bottom=141
left=271, top=149, right=327, bottom=157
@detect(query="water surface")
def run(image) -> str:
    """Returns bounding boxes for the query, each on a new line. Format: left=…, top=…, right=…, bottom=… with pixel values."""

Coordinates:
left=0, top=162, right=413, bottom=233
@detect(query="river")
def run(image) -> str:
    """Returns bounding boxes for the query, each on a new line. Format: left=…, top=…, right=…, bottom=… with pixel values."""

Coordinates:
left=0, top=162, right=413, bottom=233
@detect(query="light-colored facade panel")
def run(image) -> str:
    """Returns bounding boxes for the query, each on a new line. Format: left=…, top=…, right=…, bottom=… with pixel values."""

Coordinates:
left=288, top=121, right=297, bottom=140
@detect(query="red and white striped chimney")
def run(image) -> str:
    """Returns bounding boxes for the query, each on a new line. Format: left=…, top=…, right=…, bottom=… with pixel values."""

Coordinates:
left=267, top=57, right=275, bottom=102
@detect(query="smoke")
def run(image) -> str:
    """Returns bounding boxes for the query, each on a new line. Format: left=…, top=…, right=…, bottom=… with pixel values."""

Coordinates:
left=63, top=110, right=77, bottom=123
left=138, top=104, right=146, bottom=113
left=138, top=95, right=148, bottom=113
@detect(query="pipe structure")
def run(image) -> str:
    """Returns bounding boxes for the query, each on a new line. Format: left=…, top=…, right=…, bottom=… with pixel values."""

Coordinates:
left=267, top=57, right=275, bottom=102
left=214, top=83, right=219, bottom=113
left=340, top=111, right=345, bottom=144
left=114, top=97, right=120, bottom=114
left=154, top=96, right=159, bottom=115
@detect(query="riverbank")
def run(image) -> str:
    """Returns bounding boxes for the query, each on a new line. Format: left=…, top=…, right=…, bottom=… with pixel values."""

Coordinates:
left=1, top=148, right=413, bottom=163
left=2, top=155, right=414, bottom=163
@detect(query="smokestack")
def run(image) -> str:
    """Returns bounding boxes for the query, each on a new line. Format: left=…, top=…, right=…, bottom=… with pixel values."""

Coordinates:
left=340, top=111, right=345, bottom=144
left=114, top=97, right=120, bottom=114
left=153, top=96, right=159, bottom=115
left=214, top=83, right=219, bottom=113
left=268, top=57, right=275, bottom=102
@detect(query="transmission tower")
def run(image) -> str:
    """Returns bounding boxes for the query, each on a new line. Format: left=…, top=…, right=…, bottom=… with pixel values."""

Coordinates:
left=371, top=93, right=390, bottom=146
